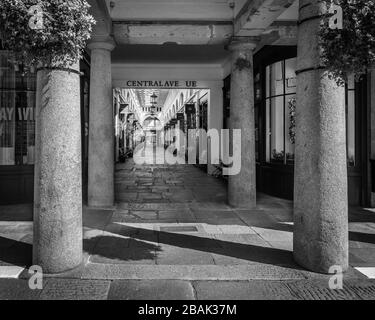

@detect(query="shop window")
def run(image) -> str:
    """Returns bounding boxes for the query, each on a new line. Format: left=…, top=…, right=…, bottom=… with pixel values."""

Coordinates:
left=265, top=58, right=296, bottom=164
left=0, top=51, right=36, bottom=166
left=264, top=57, right=357, bottom=167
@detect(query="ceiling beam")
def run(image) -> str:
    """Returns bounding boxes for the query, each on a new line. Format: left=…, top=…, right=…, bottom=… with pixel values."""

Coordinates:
left=113, top=22, right=233, bottom=45
left=234, top=0, right=296, bottom=37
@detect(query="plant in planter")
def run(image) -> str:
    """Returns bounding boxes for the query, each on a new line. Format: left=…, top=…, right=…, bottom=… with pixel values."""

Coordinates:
left=272, top=150, right=285, bottom=163
left=319, top=0, right=375, bottom=86
left=0, top=0, right=95, bottom=68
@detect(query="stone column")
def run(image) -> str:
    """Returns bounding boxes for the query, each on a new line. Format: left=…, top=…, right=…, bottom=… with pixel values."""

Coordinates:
left=227, top=38, right=257, bottom=209
left=33, top=62, right=82, bottom=274
left=87, top=37, right=115, bottom=207
left=294, top=0, right=348, bottom=273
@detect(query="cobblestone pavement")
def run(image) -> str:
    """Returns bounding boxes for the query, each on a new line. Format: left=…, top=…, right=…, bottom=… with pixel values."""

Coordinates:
left=0, top=147, right=375, bottom=299
left=0, top=278, right=375, bottom=300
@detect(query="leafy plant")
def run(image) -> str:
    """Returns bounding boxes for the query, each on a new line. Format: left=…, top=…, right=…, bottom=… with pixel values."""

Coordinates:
left=0, top=0, right=95, bottom=68
left=288, top=98, right=296, bottom=145
left=319, top=0, right=375, bottom=86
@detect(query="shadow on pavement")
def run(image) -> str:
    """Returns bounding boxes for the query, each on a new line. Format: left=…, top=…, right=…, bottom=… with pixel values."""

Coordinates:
left=0, top=236, right=32, bottom=267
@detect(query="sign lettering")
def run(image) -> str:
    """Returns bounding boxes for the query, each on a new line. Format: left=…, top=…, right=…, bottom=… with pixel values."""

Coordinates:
left=125, top=80, right=198, bottom=88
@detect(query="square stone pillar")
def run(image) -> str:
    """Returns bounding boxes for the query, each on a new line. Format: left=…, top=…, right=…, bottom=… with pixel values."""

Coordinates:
left=227, top=38, right=257, bottom=209
left=87, top=37, right=116, bottom=208
left=293, top=0, right=348, bottom=273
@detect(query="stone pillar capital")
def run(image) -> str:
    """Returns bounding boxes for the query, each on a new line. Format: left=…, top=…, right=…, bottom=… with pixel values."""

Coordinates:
left=87, top=35, right=116, bottom=51
left=228, top=37, right=258, bottom=52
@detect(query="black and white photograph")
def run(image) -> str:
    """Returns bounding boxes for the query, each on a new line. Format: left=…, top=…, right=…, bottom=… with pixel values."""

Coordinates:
left=0, top=0, right=375, bottom=307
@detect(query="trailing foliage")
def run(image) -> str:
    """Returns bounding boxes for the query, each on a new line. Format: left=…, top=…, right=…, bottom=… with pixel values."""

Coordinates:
left=288, top=98, right=296, bottom=145
left=319, top=0, right=375, bottom=86
left=0, top=0, right=95, bottom=68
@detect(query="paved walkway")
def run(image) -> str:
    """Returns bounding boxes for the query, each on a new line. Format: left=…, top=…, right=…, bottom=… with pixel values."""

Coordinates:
left=0, top=146, right=375, bottom=299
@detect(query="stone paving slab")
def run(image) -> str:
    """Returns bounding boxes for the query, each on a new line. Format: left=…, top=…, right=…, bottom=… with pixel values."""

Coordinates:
left=283, top=279, right=375, bottom=300
left=0, top=279, right=41, bottom=300
left=156, top=245, right=216, bottom=265
left=108, top=280, right=195, bottom=300
left=193, top=280, right=297, bottom=300
left=2, top=278, right=375, bottom=300
left=0, top=266, right=25, bottom=278
left=39, top=279, right=111, bottom=300
left=81, top=264, right=308, bottom=281
left=193, top=279, right=375, bottom=300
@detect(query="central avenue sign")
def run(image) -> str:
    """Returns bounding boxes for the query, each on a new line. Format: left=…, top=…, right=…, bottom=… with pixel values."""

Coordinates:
left=125, top=80, right=198, bottom=88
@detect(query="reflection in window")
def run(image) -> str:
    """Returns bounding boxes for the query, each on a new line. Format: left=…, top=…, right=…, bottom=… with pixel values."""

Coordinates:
left=0, top=51, right=36, bottom=165
left=347, top=75, right=355, bottom=167
left=254, top=72, right=261, bottom=162
left=265, top=58, right=297, bottom=164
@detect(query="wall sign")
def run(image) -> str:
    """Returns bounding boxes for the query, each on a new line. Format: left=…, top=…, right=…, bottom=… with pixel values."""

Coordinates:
left=125, top=80, right=198, bottom=88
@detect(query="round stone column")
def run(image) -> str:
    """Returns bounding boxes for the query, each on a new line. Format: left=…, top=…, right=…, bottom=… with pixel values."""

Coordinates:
left=293, top=0, right=348, bottom=273
left=227, top=39, right=257, bottom=209
left=33, top=62, right=82, bottom=274
left=87, top=38, right=115, bottom=207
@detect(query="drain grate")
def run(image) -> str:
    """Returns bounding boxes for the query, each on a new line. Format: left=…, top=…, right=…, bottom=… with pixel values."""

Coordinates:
left=160, top=226, right=198, bottom=232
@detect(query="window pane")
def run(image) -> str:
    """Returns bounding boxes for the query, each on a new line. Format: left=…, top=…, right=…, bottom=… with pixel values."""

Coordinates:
left=266, top=99, right=270, bottom=162
left=285, top=58, right=297, bottom=94
left=0, top=91, right=15, bottom=165
left=269, top=61, right=284, bottom=97
left=270, top=96, right=284, bottom=163
left=347, top=89, right=355, bottom=167
left=285, top=95, right=296, bottom=164
left=266, top=66, right=270, bottom=98
left=255, top=105, right=259, bottom=162
left=255, top=72, right=261, bottom=102
left=0, top=50, right=36, bottom=166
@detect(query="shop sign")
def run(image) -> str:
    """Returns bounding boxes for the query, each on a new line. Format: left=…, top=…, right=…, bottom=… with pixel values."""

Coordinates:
left=126, top=80, right=198, bottom=88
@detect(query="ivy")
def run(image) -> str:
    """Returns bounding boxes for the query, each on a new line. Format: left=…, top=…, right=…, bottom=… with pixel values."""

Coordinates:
left=288, top=98, right=296, bottom=145
left=0, top=0, right=95, bottom=68
left=234, top=57, right=252, bottom=71
left=319, top=0, right=375, bottom=86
